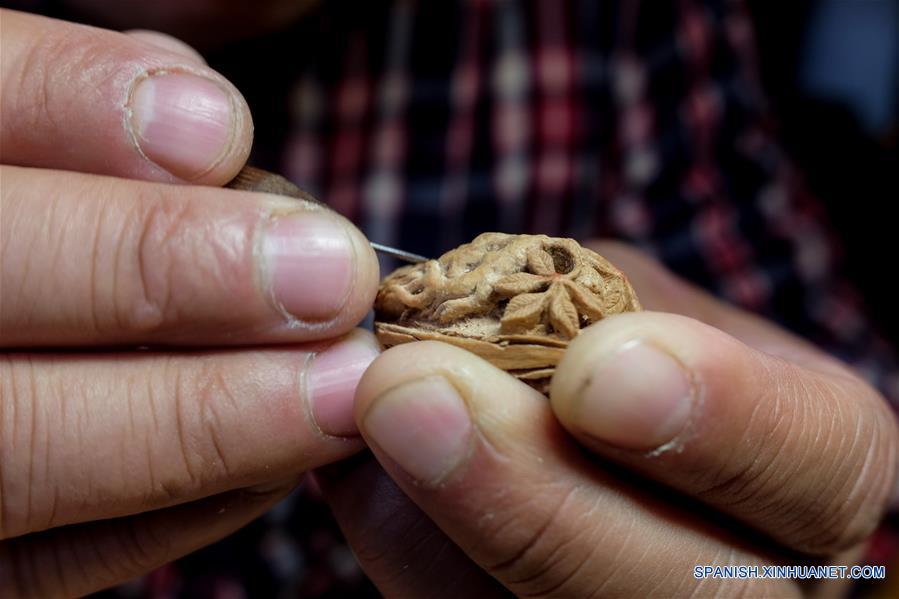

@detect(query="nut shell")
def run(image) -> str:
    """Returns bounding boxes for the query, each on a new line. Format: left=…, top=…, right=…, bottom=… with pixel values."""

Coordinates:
left=374, top=233, right=641, bottom=392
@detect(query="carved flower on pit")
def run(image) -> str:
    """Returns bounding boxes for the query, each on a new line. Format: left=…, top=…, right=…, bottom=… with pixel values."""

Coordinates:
left=374, top=233, right=641, bottom=393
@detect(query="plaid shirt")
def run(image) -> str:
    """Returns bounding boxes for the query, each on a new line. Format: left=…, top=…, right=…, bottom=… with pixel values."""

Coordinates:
left=92, top=0, right=899, bottom=596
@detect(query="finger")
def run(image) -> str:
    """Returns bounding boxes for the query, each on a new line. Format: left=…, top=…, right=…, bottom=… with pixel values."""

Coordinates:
left=551, top=311, right=899, bottom=555
left=0, top=479, right=295, bottom=598
left=0, top=10, right=251, bottom=184
left=315, top=455, right=511, bottom=599
left=0, top=166, right=379, bottom=346
left=0, top=330, right=378, bottom=538
left=354, top=341, right=795, bottom=597
left=125, top=30, right=207, bottom=64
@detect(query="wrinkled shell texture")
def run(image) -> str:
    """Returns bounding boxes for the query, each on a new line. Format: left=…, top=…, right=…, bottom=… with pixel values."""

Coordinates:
left=374, top=233, right=642, bottom=392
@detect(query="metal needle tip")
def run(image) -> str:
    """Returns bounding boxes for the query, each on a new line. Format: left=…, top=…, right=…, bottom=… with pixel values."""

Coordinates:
left=370, top=242, right=429, bottom=264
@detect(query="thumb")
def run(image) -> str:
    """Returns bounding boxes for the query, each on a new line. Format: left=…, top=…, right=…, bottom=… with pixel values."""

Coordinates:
left=550, top=311, right=899, bottom=555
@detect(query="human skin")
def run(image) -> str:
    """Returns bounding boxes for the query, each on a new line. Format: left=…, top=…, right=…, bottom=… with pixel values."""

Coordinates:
left=318, top=242, right=899, bottom=597
left=0, top=9, right=380, bottom=596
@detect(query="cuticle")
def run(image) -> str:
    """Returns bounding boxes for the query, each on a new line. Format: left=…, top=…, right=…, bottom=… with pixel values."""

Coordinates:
left=642, top=341, right=703, bottom=458
left=575, top=337, right=702, bottom=457
left=333, top=222, right=359, bottom=319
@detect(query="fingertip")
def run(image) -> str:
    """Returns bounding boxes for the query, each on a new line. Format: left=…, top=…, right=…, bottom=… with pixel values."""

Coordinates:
left=126, top=68, right=254, bottom=185
left=117, top=27, right=255, bottom=185
left=342, top=214, right=381, bottom=328
left=353, top=341, right=547, bottom=485
left=306, top=329, right=381, bottom=438
left=361, top=374, right=473, bottom=486
left=258, top=204, right=379, bottom=334
left=353, top=341, right=453, bottom=418
left=551, top=312, right=719, bottom=451
left=552, top=311, right=899, bottom=555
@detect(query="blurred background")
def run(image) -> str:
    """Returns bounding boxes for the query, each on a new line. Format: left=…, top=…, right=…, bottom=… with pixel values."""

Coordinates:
left=750, top=0, right=898, bottom=346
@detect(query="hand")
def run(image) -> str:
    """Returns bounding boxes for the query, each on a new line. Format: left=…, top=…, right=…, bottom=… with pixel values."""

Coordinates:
left=318, top=241, right=898, bottom=597
left=1, top=10, right=379, bottom=596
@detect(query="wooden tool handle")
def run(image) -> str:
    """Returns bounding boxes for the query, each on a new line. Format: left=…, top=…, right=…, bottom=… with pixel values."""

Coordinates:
left=226, top=165, right=325, bottom=207
left=228, top=166, right=429, bottom=264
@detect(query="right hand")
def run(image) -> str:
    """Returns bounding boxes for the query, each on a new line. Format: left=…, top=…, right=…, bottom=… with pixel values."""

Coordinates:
left=0, top=9, right=380, bottom=596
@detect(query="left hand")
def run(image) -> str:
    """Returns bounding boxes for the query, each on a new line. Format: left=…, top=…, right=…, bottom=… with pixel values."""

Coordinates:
left=317, top=241, right=899, bottom=597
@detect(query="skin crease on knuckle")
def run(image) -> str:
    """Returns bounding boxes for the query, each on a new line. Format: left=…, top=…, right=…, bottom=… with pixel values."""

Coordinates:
left=566, top=299, right=899, bottom=557
left=144, top=355, right=260, bottom=505
left=114, top=185, right=257, bottom=339
left=795, top=384, right=899, bottom=553
left=691, top=354, right=896, bottom=555
left=447, top=435, right=642, bottom=596
left=124, top=187, right=193, bottom=336
left=6, top=25, right=126, bottom=160
left=0, top=351, right=280, bottom=542
left=365, top=346, right=770, bottom=595
left=502, top=494, right=612, bottom=598
left=690, top=357, right=804, bottom=524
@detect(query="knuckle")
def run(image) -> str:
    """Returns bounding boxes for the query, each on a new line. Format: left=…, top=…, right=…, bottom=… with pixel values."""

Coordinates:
left=7, top=27, right=112, bottom=139
left=192, top=361, right=240, bottom=481
left=8, top=32, right=62, bottom=137
left=693, top=371, right=792, bottom=510
left=114, top=189, right=187, bottom=335
left=800, top=387, right=899, bottom=553
left=695, top=360, right=899, bottom=554
left=479, top=484, right=605, bottom=597
left=150, top=358, right=238, bottom=501
left=113, top=187, right=255, bottom=338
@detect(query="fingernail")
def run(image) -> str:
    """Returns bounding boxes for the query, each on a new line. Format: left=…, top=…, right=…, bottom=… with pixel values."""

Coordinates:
left=129, top=72, right=235, bottom=179
left=307, top=334, right=381, bottom=437
left=362, top=376, right=472, bottom=485
left=574, top=341, right=693, bottom=450
left=262, top=212, right=354, bottom=320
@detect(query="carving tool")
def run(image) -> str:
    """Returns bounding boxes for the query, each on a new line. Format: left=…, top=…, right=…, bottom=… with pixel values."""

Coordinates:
left=227, top=166, right=428, bottom=264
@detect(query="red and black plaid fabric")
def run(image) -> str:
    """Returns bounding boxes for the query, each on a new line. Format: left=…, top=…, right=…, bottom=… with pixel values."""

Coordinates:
left=92, top=0, right=899, bottom=596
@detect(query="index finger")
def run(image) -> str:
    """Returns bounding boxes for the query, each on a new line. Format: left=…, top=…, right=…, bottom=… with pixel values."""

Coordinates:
left=0, top=166, right=379, bottom=347
left=551, top=312, right=898, bottom=555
